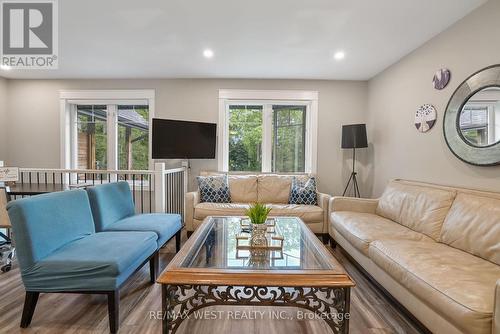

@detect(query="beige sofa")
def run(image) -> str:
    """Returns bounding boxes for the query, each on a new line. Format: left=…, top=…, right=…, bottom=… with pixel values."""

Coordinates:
left=329, top=179, right=500, bottom=334
left=185, top=173, right=330, bottom=236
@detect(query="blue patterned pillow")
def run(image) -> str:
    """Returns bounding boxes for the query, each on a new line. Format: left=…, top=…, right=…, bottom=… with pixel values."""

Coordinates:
left=196, top=175, right=231, bottom=203
left=289, top=177, right=318, bottom=205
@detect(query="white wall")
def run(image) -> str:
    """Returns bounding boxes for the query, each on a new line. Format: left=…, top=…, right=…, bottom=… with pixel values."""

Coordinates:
left=368, top=0, right=500, bottom=196
left=4, top=79, right=368, bottom=194
left=0, top=77, right=7, bottom=162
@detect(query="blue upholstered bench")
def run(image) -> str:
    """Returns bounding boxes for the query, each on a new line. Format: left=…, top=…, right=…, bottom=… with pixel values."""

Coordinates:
left=86, top=181, right=183, bottom=252
left=7, top=189, right=159, bottom=333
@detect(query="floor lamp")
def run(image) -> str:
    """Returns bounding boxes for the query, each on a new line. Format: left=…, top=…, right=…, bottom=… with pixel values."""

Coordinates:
left=341, top=124, right=368, bottom=197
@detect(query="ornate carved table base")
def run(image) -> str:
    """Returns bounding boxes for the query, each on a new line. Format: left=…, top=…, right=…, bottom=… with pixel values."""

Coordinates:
left=162, top=284, right=351, bottom=334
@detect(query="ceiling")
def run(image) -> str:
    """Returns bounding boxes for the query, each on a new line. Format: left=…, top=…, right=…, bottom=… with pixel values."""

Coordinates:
left=0, top=0, right=487, bottom=80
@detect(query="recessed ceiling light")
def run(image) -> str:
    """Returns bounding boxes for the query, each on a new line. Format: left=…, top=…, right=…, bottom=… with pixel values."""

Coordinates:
left=203, top=49, right=214, bottom=58
left=334, top=51, right=345, bottom=61
left=0, top=64, right=11, bottom=71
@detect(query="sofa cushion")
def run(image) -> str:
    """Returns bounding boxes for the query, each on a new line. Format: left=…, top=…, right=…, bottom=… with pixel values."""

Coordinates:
left=376, top=180, right=456, bottom=240
left=86, top=181, right=136, bottom=231
left=369, top=240, right=500, bottom=334
left=194, top=202, right=250, bottom=220
left=194, top=202, right=323, bottom=224
left=197, top=175, right=231, bottom=203
left=20, top=231, right=158, bottom=292
left=289, top=176, right=318, bottom=205
left=105, top=213, right=182, bottom=247
left=330, top=212, right=433, bottom=255
left=228, top=175, right=258, bottom=203
left=440, top=193, right=500, bottom=265
left=257, top=175, right=292, bottom=204
left=7, top=189, right=95, bottom=269
left=267, top=204, right=323, bottom=223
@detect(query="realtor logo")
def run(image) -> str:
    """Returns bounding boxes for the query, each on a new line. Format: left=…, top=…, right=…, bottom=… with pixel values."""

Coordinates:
left=1, top=0, right=58, bottom=69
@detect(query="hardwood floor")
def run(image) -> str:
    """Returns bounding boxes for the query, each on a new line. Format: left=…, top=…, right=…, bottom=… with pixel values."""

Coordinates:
left=0, top=232, right=423, bottom=334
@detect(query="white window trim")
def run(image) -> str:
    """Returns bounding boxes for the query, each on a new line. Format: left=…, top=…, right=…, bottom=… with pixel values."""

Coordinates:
left=218, top=89, right=318, bottom=174
left=60, top=89, right=155, bottom=170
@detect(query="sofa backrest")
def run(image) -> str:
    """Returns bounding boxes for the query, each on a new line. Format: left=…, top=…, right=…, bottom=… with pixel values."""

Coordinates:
left=86, top=181, right=136, bottom=231
left=376, top=180, right=456, bottom=240
left=440, top=193, right=500, bottom=265
left=6, top=189, right=95, bottom=269
left=257, top=175, right=293, bottom=203
left=199, top=171, right=310, bottom=204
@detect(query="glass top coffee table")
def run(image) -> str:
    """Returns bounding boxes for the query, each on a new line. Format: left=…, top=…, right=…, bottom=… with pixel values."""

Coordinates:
left=158, top=216, right=355, bottom=334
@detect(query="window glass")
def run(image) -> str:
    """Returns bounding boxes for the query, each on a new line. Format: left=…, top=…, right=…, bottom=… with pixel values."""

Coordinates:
left=272, top=105, right=306, bottom=173
left=228, top=105, right=263, bottom=172
left=117, top=105, right=149, bottom=170
left=76, top=105, right=107, bottom=170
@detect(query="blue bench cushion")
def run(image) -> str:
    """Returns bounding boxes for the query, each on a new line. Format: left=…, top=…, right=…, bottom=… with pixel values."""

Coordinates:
left=104, top=213, right=182, bottom=247
left=86, top=182, right=136, bottom=231
left=7, top=189, right=95, bottom=269
left=20, top=231, right=158, bottom=292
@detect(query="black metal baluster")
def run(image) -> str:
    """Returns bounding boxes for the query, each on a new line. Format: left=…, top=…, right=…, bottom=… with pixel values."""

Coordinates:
left=132, top=174, right=136, bottom=205
left=149, top=175, right=153, bottom=213
left=140, top=174, right=144, bottom=213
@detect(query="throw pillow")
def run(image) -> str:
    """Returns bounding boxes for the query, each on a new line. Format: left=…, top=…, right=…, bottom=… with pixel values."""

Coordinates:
left=289, top=176, right=318, bottom=205
left=196, top=175, right=231, bottom=203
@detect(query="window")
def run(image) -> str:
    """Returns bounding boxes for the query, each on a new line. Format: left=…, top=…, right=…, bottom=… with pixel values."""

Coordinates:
left=117, top=105, right=150, bottom=170
left=272, top=105, right=306, bottom=173
left=219, top=90, right=318, bottom=173
left=76, top=105, right=108, bottom=169
left=60, top=90, right=155, bottom=171
left=228, top=105, right=263, bottom=172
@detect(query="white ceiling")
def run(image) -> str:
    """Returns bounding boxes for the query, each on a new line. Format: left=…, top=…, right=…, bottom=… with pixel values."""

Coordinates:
left=0, top=0, right=487, bottom=80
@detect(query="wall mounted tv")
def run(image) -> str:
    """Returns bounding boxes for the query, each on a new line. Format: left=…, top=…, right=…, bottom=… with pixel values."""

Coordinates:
left=152, top=118, right=217, bottom=159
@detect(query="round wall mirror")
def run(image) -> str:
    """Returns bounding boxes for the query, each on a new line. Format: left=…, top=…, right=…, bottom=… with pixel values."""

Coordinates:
left=458, top=87, right=500, bottom=148
left=444, top=64, right=500, bottom=166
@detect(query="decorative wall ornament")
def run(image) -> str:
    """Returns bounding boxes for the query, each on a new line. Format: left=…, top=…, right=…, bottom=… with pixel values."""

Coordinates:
left=433, top=68, right=451, bottom=90
left=444, top=64, right=500, bottom=166
left=415, top=104, right=437, bottom=133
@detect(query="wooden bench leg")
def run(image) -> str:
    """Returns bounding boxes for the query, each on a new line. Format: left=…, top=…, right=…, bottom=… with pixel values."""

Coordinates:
left=20, top=291, right=39, bottom=328
left=175, top=230, right=182, bottom=253
left=149, top=252, right=159, bottom=283
left=107, top=290, right=119, bottom=333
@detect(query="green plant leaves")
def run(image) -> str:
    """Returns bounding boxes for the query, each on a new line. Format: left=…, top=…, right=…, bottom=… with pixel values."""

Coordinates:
left=245, top=202, right=272, bottom=225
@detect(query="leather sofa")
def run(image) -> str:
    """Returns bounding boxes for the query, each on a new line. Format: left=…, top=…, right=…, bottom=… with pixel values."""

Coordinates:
left=185, top=173, right=330, bottom=237
left=329, top=179, right=500, bottom=334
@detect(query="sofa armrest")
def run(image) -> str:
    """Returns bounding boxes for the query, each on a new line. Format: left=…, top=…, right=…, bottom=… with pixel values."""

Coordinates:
left=495, top=280, right=500, bottom=334
left=329, top=196, right=379, bottom=216
left=317, top=192, right=331, bottom=233
left=185, top=191, right=200, bottom=232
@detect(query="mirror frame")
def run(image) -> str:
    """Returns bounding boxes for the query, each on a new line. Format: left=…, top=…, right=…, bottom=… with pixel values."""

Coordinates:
left=443, top=64, right=500, bottom=166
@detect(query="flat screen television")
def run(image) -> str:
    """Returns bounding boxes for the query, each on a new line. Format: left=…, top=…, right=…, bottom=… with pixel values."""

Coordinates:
left=152, top=118, right=217, bottom=159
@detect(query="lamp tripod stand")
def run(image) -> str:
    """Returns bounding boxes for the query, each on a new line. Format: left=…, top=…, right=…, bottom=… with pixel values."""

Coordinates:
left=342, top=147, right=361, bottom=197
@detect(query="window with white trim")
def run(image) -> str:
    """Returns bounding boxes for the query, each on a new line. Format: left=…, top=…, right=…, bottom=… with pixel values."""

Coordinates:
left=219, top=90, right=318, bottom=173
left=60, top=90, right=155, bottom=171
left=74, top=104, right=150, bottom=170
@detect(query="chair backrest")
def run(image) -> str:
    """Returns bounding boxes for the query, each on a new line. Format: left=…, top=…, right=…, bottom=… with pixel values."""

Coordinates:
left=0, top=188, right=11, bottom=228
left=6, top=189, right=95, bottom=269
left=86, top=181, right=135, bottom=231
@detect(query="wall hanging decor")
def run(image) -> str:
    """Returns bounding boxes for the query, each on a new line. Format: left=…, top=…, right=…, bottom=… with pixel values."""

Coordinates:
left=433, top=68, right=451, bottom=90
left=444, top=64, right=500, bottom=166
left=415, top=104, right=437, bottom=133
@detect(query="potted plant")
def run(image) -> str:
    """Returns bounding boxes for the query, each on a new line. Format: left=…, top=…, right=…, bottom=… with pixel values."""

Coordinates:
left=245, top=203, right=272, bottom=247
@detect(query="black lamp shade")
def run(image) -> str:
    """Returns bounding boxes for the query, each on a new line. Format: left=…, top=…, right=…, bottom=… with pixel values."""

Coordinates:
left=341, top=124, right=368, bottom=149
